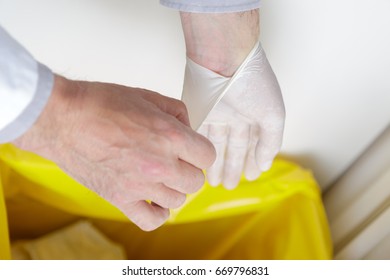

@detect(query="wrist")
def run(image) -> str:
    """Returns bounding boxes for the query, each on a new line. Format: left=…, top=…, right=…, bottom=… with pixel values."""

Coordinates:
left=180, top=10, right=260, bottom=77
left=12, top=75, right=81, bottom=161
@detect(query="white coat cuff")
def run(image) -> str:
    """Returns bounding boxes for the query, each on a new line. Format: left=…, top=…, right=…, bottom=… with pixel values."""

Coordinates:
left=0, top=63, right=54, bottom=143
left=160, top=0, right=261, bottom=13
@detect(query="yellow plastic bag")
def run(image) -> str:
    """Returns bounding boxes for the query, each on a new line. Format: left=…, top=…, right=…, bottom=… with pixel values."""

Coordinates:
left=0, top=177, right=11, bottom=260
left=0, top=144, right=332, bottom=259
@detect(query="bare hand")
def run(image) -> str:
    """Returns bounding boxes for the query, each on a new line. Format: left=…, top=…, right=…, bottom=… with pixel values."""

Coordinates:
left=13, top=75, right=216, bottom=231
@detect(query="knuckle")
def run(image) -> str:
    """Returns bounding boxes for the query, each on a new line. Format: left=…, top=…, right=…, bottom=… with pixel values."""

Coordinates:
left=108, top=180, right=136, bottom=205
left=109, top=190, right=125, bottom=206
left=139, top=158, right=169, bottom=179
left=164, top=125, right=186, bottom=144
left=153, top=120, right=187, bottom=148
left=152, top=117, right=171, bottom=131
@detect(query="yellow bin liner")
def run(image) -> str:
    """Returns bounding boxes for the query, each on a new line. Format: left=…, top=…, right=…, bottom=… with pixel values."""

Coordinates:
left=0, top=144, right=332, bottom=259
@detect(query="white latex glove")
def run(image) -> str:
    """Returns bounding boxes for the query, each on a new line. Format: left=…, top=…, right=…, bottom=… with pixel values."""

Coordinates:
left=182, top=41, right=285, bottom=189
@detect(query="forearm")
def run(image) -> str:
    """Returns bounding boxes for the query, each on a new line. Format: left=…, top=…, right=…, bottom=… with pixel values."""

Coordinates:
left=180, top=10, right=260, bottom=77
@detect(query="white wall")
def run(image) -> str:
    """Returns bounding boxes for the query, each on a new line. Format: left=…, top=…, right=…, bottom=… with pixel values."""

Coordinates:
left=260, top=0, right=390, bottom=189
left=1, top=0, right=389, bottom=190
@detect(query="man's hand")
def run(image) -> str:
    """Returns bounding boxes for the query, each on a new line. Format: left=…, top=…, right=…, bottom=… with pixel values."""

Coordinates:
left=12, top=75, right=216, bottom=231
left=180, top=10, right=285, bottom=189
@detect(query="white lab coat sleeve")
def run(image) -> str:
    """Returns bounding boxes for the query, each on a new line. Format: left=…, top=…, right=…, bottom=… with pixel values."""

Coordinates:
left=160, top=0, right=261, bottom=13
left=0, top=26, right=54, bottom=143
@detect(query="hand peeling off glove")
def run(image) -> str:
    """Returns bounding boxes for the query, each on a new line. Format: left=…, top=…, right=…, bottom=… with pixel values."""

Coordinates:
left=182, top=41, right=285, bottom=189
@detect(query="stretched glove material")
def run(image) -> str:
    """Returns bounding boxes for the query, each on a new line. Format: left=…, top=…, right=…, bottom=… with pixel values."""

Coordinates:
left=182, top=41, right=285, bottom=189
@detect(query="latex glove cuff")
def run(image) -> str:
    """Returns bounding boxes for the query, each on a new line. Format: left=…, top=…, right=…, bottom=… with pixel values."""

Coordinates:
left=182, top=41, right=285, bottom=189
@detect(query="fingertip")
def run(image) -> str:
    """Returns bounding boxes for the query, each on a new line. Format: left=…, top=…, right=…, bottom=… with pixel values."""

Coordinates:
left=260, top=160, right=273, bottom=172
left=206, top=161, right=224, bottom=187
left=245, top=169, right=262, bottom=181
left=140, top=207, right=170, bottom=232
left=222, top=170, right=241, bottom=190
left=204, top=137, right=217, bottom=168
left=207, top=172, right=221, bottom=187
left=128, top=201, right=170, bottom=232
left=244, top=158, right=262, bottom=181
left=255, top=143, right=279, bottom=174
left=223, top=179, right=239, bottom=190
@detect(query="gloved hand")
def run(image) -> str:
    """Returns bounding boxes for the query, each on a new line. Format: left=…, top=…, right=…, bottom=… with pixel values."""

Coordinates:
left=182, top=41, right=285, bottom=189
